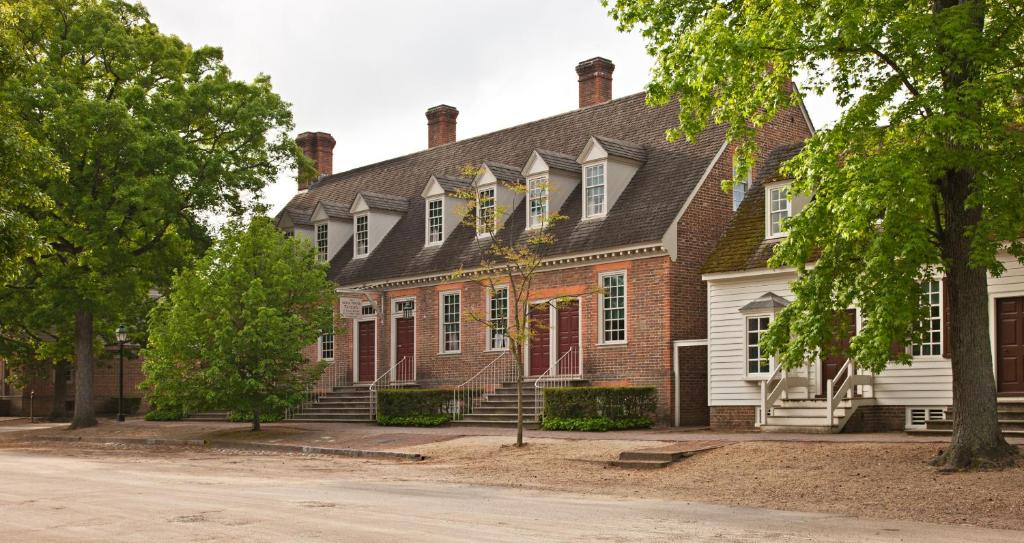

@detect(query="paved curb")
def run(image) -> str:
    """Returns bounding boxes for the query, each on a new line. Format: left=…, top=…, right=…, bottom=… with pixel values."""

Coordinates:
left=30, top=435, right=426, bottom=461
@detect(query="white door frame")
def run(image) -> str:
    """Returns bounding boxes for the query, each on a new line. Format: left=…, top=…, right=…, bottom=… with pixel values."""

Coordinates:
left=390, top=296, right=417, bottom=382
left=353, top=307, right=378, bottom=383
left=525, top=297, right=583, bottom=377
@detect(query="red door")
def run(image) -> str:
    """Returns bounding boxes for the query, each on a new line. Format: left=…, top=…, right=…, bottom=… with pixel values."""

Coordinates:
left=556, top=300, right=580, bottom=375
left=821, top=309, right=857, bottom=395
left=357, top=320, right=376, bottom=383
left=996, top=297, right=1024, bottom=394
left=395, top=317, right=415, bottom=382
left=529, top=304, right=550, bottom=376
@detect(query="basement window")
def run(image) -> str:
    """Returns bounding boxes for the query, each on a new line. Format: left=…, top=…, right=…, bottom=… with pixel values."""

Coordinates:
left=905, top=407, right=946, bottom=429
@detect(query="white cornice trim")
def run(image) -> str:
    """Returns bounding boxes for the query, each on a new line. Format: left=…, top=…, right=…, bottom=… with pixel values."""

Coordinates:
left=702, top=265, right=801, bottom=282
left=339, top=243, right=667, bottom=290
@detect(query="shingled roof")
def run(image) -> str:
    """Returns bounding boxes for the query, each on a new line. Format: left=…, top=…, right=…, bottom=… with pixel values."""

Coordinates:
left=702, top=143, right=805, bottom=274
left=432, top=175, right=473, bottom=194
left=316, top=200, right=352, bottom=220
left=593, top=135, right=647, bottom=162
left=535, top=150, right=581, bottom=173
left=355, top=192, right=410, bottom=214
left=277, top=92, right=730, bottom=286
left=482, top=162, right=525, bottom=185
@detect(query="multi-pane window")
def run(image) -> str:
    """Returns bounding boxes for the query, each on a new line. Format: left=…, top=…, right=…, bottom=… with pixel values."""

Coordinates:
left=768, top=186, right=790, bottom=236
left=316, top=223, right=328, bottom=262
left=584, top=163, right=606, bottom=218
left=912, top=280, right=942, bottom=357
left=746, top=316, right=771, bottom=374
left=440, top=292, right=461, bottom=353
left=488, top=287, right=509, bottom=350
left=732, top=165, right=750, bottom=211
left=355, top=215, right=368, bottom=256
left=477, top=188, right=496, bottom=234
left=600, top=272, right=626, bottom=343
left=361, top=304, right=375, bottom=316
left=426, top=198, right=444, bottom=245
left=527, top=177, right=548, bottom=229
left=320, top=332, right=334, bottom=360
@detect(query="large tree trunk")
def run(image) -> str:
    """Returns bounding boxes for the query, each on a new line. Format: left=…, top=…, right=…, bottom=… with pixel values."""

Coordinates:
left=251, top=409, right=261, bottom=432
left=49, top=360, right=69, bottom=420
left=69, top=309, right=96, bottom=429
left=932, top=168, right=1018, bottom=469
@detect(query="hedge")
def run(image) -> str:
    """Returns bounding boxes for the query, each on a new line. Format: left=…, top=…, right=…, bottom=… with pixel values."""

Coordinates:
left=541, top=386, right=657, bottom=431
left=228, top=410, right=285, bottom=423
left=144, top=408, right=185, bottom=421
left=377, top=388, right=450, bottom=427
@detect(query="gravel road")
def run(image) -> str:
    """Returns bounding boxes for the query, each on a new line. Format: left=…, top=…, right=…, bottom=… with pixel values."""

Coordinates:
left=1, top=447, right=1021, bottom=542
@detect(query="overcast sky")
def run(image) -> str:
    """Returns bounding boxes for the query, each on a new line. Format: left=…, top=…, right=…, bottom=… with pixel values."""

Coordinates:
left=141, top=0, right=842, bottom=216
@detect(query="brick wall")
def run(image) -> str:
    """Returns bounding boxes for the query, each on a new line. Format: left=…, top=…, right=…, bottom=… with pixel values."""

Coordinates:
left=842, top=405, right=906, bottom=433
left=1, top=355, right=146, bottom=417
left=710, top=405, right=757, bottom=430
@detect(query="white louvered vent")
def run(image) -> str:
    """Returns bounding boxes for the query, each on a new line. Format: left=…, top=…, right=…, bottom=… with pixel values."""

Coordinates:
left=906, top=407, right=947, bottom=429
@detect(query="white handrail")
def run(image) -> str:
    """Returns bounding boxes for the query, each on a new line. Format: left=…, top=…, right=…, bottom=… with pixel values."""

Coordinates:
left=286, top=357, right=352, bottom=419
left=369, top=356, right=411, bottom=418
left=534, top=347, right=577, bottom=422
left=825, top=359, right=874, bottom=427
left=451, top=351, right=514, bottom=421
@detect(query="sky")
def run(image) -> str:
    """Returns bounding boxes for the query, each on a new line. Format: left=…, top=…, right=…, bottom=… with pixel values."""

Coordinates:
left=141, top=0, right=842, bottom=217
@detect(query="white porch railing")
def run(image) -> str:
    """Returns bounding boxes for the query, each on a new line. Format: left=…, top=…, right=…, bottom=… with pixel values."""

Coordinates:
left=533, top=347, right=578, bottom=422
left=825, top=359, right=874, bottom=427
left=369, top=356, right=412, bottom=418
left=287, top=358, right=351, bottom=419
left=758, top=364, right=810, bottom=425
left=450, top=351, right=515, bottom=421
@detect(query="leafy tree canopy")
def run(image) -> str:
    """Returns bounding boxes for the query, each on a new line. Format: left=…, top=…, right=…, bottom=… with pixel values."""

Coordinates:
left=142, top=217, right=336, bottom=431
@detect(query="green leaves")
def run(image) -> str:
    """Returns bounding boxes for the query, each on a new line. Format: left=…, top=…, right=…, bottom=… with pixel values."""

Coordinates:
left=142, top=217, right=336, bottom=418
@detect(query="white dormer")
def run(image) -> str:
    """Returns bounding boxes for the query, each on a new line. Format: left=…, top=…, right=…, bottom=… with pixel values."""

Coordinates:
left=521, top=150, right=581, bottom=229
left=421, top=175, right=472, bottom=247
left=763, top=180, right=810, bottom=239
left=576, top=136, right=645, bottom=220
left=472, top=162, right=524, bottom=236
left=275, top=208, right=315, bottom=244
left=309, top=201, right=353, bottom=263
left=350, top=192, right=409, bottom=258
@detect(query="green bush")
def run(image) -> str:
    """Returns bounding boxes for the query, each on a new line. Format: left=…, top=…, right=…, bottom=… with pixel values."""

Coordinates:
left=541, top=386, right=657, bottom=431
left=144, top=408, right=185, bottom=421
left=377, top=389, right=450, bottom=426
left=228, top=410, right=285, bottom=423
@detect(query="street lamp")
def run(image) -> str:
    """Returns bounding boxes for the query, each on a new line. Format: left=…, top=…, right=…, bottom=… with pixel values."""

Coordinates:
left=116, top=324, right=128, bottom=422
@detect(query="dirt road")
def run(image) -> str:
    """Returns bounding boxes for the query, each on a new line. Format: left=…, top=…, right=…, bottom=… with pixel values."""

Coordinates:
left=1, top=448, right=1021, bottom=542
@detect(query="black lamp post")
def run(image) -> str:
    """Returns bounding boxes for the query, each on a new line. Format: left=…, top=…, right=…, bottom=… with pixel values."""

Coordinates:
left=116, top=324, right=128, bottom=422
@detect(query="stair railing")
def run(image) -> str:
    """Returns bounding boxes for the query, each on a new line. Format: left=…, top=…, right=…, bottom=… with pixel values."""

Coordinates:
left=825, top=359, right=873, bottom=428
left=450, top=351, right=514, bottom=421
left=369, top=356, right=411, bottom=419
left=534, top=347, right=577, bottom=422
left=287, top=357, right=352, bottom=420
left=759, top=363, right=810, bottom=425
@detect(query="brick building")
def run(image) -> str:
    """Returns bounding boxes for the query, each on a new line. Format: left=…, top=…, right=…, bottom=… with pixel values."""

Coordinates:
left=277, top=57, right=813, bottom=425
left=0, top=352, right=145, bottom=418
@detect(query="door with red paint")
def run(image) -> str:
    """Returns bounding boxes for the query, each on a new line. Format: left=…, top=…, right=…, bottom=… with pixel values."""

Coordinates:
left=820, top=309, right=857, bottom=395
left=357, top=320, right=376, bottom=383
left=996, top=297, right=1024, bottom=394
left=529, top=304, right=550, bottom=376
left=395, top=317, right=415, bottom=382
left=556, top=300, right=580, bottom=375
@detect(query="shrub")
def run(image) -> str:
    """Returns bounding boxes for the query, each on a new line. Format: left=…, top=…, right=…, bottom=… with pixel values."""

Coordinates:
left=377, top=389, right=450, bottom=427
left=228, top=410, right=285, bottom=423
left=541, top=386, right=657, bottom=431
left=144, top=408, right=185, bottom=421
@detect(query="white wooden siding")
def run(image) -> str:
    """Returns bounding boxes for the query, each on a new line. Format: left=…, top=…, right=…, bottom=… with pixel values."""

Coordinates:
left=706, top=253, right=1024, bottom=407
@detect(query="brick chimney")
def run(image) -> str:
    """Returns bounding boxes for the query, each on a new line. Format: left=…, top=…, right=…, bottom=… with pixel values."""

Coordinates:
left=426, top=105, right=458, bottom=148
left=295, top=131, right=335, bottom=190
left=576, top=57, right=615, bottom=108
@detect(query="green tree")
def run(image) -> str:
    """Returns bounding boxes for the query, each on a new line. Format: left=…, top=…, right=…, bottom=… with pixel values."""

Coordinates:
left=0, top=0, right=308, bottom=429
left=142, top=217, right=336, bottom=431
left=608, top=0, right=1022, bottom=468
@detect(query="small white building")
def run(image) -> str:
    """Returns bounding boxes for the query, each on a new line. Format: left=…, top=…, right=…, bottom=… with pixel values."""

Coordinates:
left=701, top=144, right=1024, bottom=432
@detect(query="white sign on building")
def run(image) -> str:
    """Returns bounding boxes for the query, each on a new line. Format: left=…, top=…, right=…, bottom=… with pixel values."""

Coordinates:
left=339, top=297, right=364, bottom=319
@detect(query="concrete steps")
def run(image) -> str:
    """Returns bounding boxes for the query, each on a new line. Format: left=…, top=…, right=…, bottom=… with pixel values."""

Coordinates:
left=450, top=380, right=585, bottom=427
left=286, top=385, right=376, bottom=423
left=184, top=411, right=229, bottom=422
left=914, top=399, right=1024, bottom=437
left=761, top=398, right=865, bottom=434
left=609, top=449, right=691, bottom=469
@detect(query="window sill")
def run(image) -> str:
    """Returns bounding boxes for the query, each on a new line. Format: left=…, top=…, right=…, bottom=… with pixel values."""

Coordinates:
left=596, top=341, right=627, bottom=347
left=439, top=351, right=461, bottom=356
left=743, top=374, right=772, bottom=381
left=485, top=348, right=510, bottom=353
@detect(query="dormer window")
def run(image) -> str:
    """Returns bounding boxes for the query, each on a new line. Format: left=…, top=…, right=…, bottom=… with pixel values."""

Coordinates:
left=767, top=185, right=790, bottom=237
left=732, top=164, right=750, bottom=211
left=315, top=223, right=328, bottom=262
left=583, top=163, right=606, bottom=218
left=477, top=187, right=496, bottom=235
left=527, top=176, right=548, bottom=229
left=354, top=214, right=369, bottom=257
left=426, top=198, right=444, bottom=245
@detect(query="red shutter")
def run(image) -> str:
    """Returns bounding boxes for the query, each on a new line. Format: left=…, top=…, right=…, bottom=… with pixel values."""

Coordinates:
left=942, top=278, right=951, bottom=358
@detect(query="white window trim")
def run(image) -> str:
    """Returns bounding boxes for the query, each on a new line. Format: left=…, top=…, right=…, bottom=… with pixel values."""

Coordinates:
left=425, top=197, right=444, bottom=247
left=765, top=183, right=791, bottom=239
left=354, top=213, right=369, bottom=258
left=582, top=161, right=608, bottom=220
left=910, top=278, right=944, bottom=360
left=439, top=290, right=461, bottom=354
left=319, top=331, right=335, bottom=361
left=486, top=286, right=510, bottom=352
left=315, top=222, right=328, bottom=262
left=476, top=186, right=496, bottom=238
left=597, top=269, right=627, bottom=345
left=732, top=164, right=751, bottom=212
left=389, top=296, right=417, bottom=382
left=526, top=176, right=549, bottom=230
left=745, top=314, right=773, bottom=379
